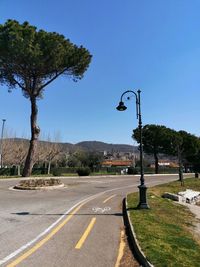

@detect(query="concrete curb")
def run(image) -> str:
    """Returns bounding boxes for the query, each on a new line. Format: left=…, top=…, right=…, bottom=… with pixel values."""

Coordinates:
left=12, top=183, right=65, bottom=190
left=123, top=198, right=154, bottom=267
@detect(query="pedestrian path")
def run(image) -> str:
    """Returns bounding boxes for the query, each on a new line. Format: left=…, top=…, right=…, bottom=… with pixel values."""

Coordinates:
left=182, top=203, right=200, bottom=239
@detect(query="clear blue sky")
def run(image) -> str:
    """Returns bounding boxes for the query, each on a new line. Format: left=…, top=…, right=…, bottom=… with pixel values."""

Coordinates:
left=0, top=0, right=200, bottom=144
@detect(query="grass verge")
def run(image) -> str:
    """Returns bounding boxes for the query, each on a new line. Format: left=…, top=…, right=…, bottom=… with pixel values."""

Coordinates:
left=127, top=177, right=200, bottom=267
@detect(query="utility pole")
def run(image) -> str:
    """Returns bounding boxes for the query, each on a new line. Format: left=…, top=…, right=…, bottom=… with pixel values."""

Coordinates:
left=0, top=119, right=6, bottom=168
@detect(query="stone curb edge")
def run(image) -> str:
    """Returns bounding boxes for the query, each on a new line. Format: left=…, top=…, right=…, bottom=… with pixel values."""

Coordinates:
left=12, top=183, right=65, bottom=190
left=123, top=197, right=154, bottom=267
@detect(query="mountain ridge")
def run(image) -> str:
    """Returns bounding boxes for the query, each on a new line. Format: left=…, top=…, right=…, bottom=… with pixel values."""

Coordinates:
left=5, top=138, right=137, bottom=153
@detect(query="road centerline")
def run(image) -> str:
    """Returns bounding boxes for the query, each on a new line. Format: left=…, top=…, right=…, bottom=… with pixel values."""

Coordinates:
left=75, top=217, right=96, bottom=249
left=6, top=202, right=86, bottom=267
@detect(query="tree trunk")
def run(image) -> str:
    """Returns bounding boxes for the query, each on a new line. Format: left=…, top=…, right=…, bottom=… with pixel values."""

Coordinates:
left=22, top=97, right=40, bottom=177
left=47, top=160, right=51, bottom=175
left=17, top=165, right=21, bottom=176
left=178, top=146, right=184, bottom=186
left=154, top=152, right=159, bottom=174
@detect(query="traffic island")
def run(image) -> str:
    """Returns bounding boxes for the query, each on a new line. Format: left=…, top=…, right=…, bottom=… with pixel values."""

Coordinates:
left=13, top=178, right=64, bottom=190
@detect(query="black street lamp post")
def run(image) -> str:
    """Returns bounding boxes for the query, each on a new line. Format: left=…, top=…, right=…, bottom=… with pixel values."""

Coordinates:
left=116, top=90, right=149, bottom=209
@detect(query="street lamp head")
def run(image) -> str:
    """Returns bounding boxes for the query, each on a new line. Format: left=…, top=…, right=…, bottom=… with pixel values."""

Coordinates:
left=116, top=101, right=127, bottom=111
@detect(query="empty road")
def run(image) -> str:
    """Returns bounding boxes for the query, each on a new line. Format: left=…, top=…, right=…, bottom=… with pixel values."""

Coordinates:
left=0, top=174, right=192, bottom=267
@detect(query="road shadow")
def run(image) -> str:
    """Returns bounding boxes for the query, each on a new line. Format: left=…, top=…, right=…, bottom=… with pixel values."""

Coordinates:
left=126, top=207, right=139, bottom=211
left=11, top=212, right=122, bottom=217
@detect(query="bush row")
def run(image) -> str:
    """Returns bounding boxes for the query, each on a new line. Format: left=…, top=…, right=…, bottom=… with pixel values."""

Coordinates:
left=0, top=166, right=186, bottom=176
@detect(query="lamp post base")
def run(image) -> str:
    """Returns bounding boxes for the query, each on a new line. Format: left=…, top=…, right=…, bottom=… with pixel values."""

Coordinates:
left=137, top=184, right=150, bottom=209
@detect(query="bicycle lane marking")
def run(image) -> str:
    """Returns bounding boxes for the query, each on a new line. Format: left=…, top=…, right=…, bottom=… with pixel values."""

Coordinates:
left=3, top=180, right=161, bottom=267
left=1, top=193, right=102, bottom=266
left=6, top=202, right=85, bottom=267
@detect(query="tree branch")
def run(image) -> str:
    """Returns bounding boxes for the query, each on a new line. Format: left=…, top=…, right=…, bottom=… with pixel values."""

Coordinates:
left=12, top=77, right=26, bottom=90
left=37, top=68, right=69, bottom=94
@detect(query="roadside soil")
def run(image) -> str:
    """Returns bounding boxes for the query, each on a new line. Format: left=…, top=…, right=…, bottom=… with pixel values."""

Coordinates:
left=119, top=230, right=140, bottom=267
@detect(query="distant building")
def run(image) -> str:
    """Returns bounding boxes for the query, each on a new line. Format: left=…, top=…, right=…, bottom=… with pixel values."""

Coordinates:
left=150, top=160, right=179, bottom=168
left=102, top=150, right=139, bottom=162
left=102, top=160, right=133, bottom=167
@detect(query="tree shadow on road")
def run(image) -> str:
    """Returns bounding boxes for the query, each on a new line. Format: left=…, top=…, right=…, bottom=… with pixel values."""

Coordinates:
left=11, top=211, right=123, bottom=216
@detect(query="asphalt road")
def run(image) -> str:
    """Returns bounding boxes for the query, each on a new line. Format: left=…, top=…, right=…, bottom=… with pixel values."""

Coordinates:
left=0, top=174, right=192, bottom=267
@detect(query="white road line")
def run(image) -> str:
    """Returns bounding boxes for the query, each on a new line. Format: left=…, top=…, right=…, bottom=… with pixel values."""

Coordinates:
left=0, top=192, right=107, bottom=265
left=0, top=178, right=179, bottom=266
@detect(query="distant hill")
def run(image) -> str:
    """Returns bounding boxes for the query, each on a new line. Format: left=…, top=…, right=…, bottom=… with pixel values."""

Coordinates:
left=5, top=139, right=178, bottom=163
left=76, top=141, right=138, bottom=153
left=5, top=138, right=138, bottom=153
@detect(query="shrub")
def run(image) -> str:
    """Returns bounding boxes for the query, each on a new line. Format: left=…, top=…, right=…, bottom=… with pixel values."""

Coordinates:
left=77, top=167, right=91, bottom=176
left=127, top=167, right=138, bottom=175
left=52, top=168, right=63, bottom=176
left=0, top=168, right=12, bottom=176
left=32, top=168, right=46, bottom=175
left=0, top=167, right=19, bottom=176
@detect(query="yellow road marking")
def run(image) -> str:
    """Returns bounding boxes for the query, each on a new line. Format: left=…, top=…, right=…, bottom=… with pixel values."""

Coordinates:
left=103, top=194, right=116, bottom=203
left=75, top=217, right=96, bottom=249
left=6, top=202, right=86, bottom=267
left=115, top=230, right=125, bottom=267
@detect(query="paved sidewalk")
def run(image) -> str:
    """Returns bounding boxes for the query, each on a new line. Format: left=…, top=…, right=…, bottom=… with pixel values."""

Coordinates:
left=183, top=203, right=200, bottom=239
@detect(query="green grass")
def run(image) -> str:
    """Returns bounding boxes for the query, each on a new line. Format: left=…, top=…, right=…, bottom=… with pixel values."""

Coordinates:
left=127, top=177, right=200, bottom=267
